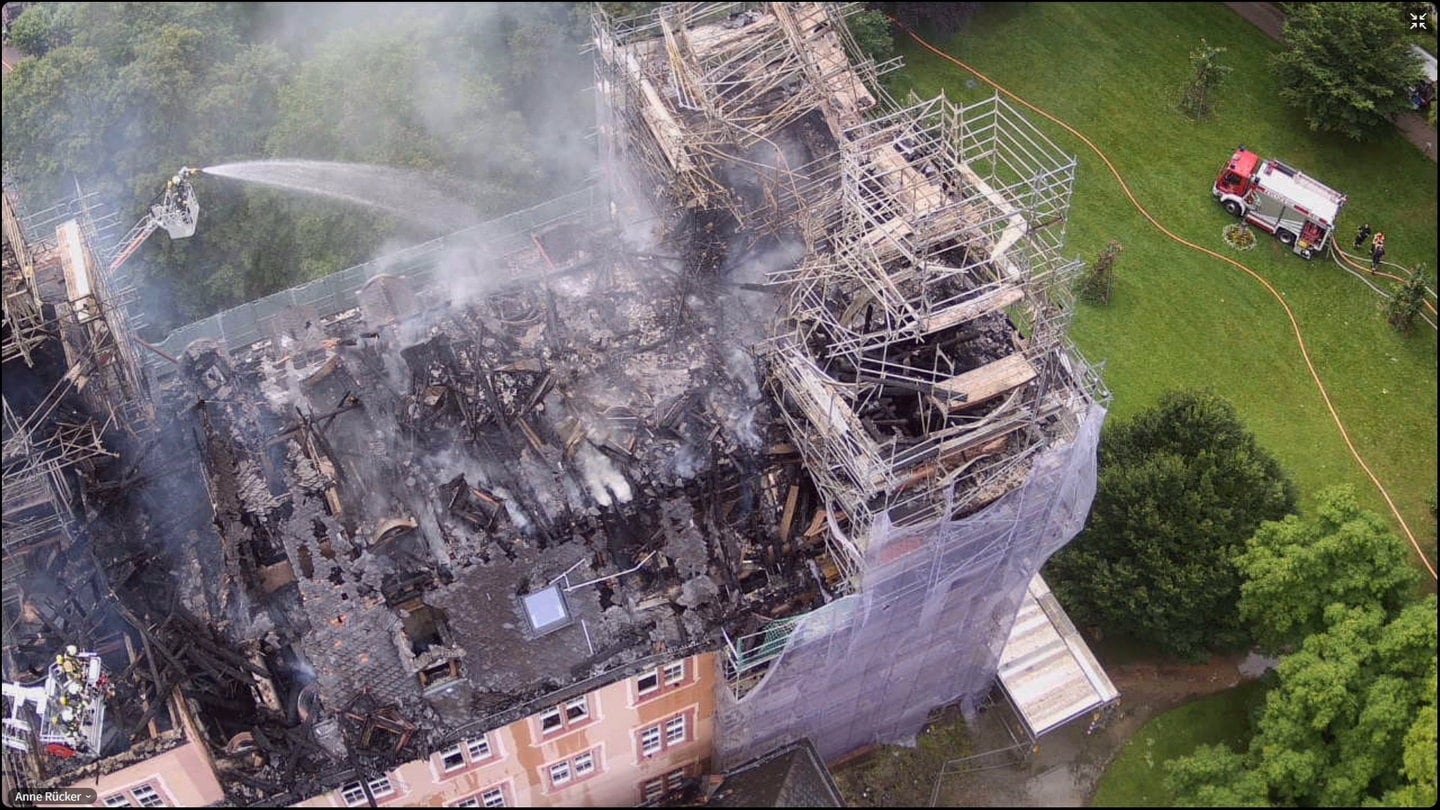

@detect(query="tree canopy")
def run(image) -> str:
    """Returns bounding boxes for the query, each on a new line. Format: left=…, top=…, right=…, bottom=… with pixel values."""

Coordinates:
left=1167, top=599, right=1438, bottom=807
left=2, top=2, right=590, bottom=335
left=1270, top=2, right=1427, bottom=140
left=1237, top=486, right=1420, bottom=653
left=1045, top=389, right=1298, bottom=658
left=1168, top=491, right=1435, bottom=807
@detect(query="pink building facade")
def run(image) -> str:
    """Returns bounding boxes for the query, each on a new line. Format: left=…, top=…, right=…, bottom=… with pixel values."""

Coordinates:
left=295, top=652, right=717, bottom=808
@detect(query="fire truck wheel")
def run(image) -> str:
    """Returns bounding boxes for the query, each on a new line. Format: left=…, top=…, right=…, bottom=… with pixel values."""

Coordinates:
left=1276, top=229, right=1296, bottom=246
left=1222, top=199, right=1244, bottom=217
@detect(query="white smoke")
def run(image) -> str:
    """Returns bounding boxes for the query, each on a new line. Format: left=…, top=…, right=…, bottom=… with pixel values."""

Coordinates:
left=577, top=444, right=633, bottom=507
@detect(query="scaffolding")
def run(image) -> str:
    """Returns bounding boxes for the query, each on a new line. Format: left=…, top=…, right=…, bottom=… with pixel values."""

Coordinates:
left=595, top=2, right=1110, bottom=767
left=764, top=91, right=1093, bottom=561
left=594, top=2, right=899, bottom=244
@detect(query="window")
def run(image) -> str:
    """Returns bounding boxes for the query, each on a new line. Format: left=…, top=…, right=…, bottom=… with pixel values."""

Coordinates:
left=639, top=711, right=691, bottom=757
left=537, top=695, right=594, bottom=736
left=641, top=725, right=662, bottom=756
left=665, top=714, right=687, bottom=744
left=546, top=749, right=601, bottom=791
left=340, top=782, right=367, bottom=807
left=574, top=751, right=595, bottom=778
left=665, top=767, right=687, bottom=791
left=637, top=658, right=691, bottom=703
left=103, top=796, right=132, bottom=808
left=640, top=768, right=688, bottom=803
left=367, top=775, right=395, bottom=800
left=466, top=735, right=492, bottom=761
left=439, top=733, right=496, bottom=778
left=131, top=786, right=165, bottom=808
left=450, top=787, right=505, bottom=810
left=441, top=743, right=467, bottom=771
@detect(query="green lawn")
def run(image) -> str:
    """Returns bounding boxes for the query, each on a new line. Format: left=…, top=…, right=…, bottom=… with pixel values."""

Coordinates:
left=1091, top=680, right=1269, bottom=806
left=891, top=2, right=1439, bottom=568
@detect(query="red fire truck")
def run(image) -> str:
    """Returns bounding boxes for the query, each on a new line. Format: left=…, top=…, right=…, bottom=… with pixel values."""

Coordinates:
left=1212, top=146, right=1348, bottom=260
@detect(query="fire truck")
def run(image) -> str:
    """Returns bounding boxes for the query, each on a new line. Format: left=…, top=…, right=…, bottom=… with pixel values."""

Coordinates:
left=1212, top=147, right=1347, bottom=260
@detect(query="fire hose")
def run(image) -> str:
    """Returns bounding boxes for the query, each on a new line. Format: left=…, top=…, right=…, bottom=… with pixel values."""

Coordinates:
left=891, top=19, right=1437, bottom=579
left=1327, top=243, right=1437, bottom=331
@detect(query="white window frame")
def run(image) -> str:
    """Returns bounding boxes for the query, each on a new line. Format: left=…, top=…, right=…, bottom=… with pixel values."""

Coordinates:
left=452, top=799, right=480, bottom=809
left=641, top=724, right=662, bottom=756
left=539, top=705, right=564, bottom=734
left=574, top=751, right=595, bottom=778
left=636, top=668, right=660, bottom=695
left=103, top=796, right=133, bottom=808
left=367, top=775, right=395, bottom=800
left=549, top=759, right=572, bottom=786
left=480, top=786, right=505, bottom=808
left=131, top=785, right=166, bottom=808
left=665, top=714, right=687, bottom=744
left=440, top=742, right=467, bottom=772
left=665, top=767, right=687, bottom=791
left=641, top=776, right=665, bottom=802
left=564, top=695, right=589, bottom=722
left=466, top=734, right=492, bottom=761
left=340, top=782, right=367, bottom=807
left=663, top=660, right=686, bottom=685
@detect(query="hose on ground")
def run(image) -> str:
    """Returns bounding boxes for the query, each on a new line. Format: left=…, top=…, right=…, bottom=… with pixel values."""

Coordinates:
left=890, top=19, right=1437, bottom=579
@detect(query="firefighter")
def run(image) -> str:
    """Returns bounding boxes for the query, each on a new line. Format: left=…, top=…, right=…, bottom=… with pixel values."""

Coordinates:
left=1371, top=241, right=1386, bottom=273
left=1353, top=223, right=1371, bottom=250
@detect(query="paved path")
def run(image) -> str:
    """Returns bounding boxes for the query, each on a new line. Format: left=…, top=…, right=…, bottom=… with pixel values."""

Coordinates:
left=1226, top=2, right=1437, bottom=162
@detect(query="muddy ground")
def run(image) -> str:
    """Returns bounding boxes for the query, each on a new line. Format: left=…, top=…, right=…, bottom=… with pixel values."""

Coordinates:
left=834, top=652, right=1255, bottom=807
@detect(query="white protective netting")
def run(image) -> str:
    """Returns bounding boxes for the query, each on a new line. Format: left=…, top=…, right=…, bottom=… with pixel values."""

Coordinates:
left=715, top=402, right=1105, bottom=767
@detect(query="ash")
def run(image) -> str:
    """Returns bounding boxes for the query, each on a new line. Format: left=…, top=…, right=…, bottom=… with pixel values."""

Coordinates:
left=166, top=203, right=827, bottom=793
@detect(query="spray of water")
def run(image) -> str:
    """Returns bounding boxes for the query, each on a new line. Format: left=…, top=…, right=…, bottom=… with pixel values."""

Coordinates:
left=203, top=160, right=481, bottom=234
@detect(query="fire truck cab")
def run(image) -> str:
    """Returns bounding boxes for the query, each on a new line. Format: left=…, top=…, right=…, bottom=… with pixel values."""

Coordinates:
left=1213, top=146, right=1347, bottom=260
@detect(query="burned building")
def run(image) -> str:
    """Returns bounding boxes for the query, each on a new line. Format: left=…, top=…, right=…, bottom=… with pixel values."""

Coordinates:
left=5, top=3, right=1114, bottom=807
left=3, top=185, right=228, bottom=807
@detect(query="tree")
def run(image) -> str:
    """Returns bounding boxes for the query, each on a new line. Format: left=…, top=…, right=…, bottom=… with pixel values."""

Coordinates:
left=1178, top=38, right=1232, bottom=121
left=847, top=9, right=895, bottom=63
left=1166, top=599, right=1437, bottom=806
left=1236, top=486, right=1420, bottom=653
left=1382, top=695, right=1437, bottom=806
left=7, top=3, right=76, bottom=57
left=1045, top=390, right=1298, bottom=658
left=869, top=3, right=982, bottom=37
left=1077, top=239, right=1121, bottom=304
left=1385, top=266, right=1431, bottom=334
left=1270, top=3, right=1426, bottom=140
left=1170, top=483, right=1436, bottom=810
left=1164, top=744, right=1269, bottom=807
left=265, top=14, right=538, bottom=215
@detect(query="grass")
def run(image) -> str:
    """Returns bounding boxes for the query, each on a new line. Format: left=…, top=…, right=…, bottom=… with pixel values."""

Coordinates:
left=891, top=2, right=1439, bottom=569
left=1090, top=680, right=1269, bottom=807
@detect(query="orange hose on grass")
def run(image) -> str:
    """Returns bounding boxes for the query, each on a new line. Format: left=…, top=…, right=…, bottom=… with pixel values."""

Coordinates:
left=1332, top=245, right=1439, bottom=316
left=891, top=21, right=1437, bottom=579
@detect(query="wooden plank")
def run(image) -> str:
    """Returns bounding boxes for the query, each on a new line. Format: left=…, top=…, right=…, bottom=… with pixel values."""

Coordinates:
left=920, top=286, right=1024, bottom=334
left=934, top=354, right=1037, bottom=411
left=779, top=483, right=800, bottom=543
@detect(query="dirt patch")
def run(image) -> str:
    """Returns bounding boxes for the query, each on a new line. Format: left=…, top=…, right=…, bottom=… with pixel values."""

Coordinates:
left=835, top=652, right=1254, bottom=807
